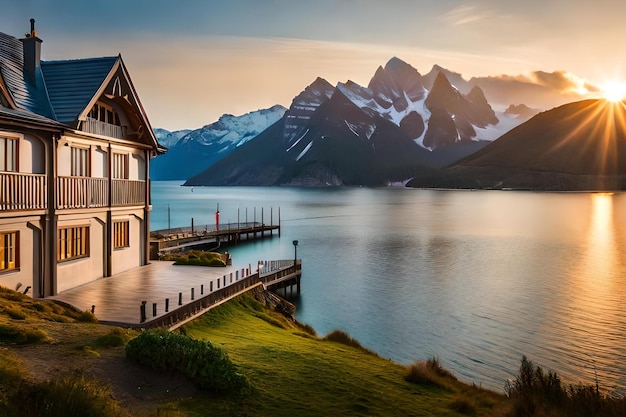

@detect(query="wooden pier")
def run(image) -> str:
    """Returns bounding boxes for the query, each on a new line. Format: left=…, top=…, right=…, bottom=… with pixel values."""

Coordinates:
left=149, top=222, right=280, bottom=259
left=136, top=260, right=302, bottom=329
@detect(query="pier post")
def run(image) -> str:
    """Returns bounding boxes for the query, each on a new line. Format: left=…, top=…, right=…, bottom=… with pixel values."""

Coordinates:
left=201, top=284, right=204, bottom=295
left=210, top=281, right=213, bottom=292
left=178, top=292, right=182, bottom=306
left=278, top=207, right=281, bottom=237
left=191, top=287, right=195, bottom=300
left=153, top=303, right=157, bottom=317
left=165, top=298, right=169, bottom=312
left=140, top=301, right=147, bottom=323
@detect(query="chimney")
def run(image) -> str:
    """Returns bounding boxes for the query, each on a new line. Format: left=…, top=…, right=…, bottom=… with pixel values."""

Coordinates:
left=20, top=18, right=42, bottom=85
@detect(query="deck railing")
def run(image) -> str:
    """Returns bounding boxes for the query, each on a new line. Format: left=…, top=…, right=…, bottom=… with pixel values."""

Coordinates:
left=56, top=176, right=107, bottom=209
left=0, top=172, right=46, bottom=211
left=82, top=118, right=126, bottom=139
left=55, top=177, right=146, bottom=209
left=133, top=261, right=302, bottom=329
left=112, top=179, right=146, bottom=206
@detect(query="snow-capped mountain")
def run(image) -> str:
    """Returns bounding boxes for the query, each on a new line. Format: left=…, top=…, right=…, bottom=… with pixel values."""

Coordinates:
left=153, top=128, right=191, bottom=148
left=151, top=105, right=286, bottom=180
left=186, top=57, right=527, bottom=186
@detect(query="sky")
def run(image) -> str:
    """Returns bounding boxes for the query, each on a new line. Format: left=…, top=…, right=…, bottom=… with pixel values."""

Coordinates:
left=2, top=0, right=626, bottom=130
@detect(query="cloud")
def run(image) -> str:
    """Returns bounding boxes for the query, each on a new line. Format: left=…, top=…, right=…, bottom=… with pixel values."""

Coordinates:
left=471, top=70, right=598, bottom=110
left=444, top=4, right=488, bottom=25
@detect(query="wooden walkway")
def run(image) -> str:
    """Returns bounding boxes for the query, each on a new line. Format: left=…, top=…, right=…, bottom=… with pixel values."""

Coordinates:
left=150, top=222, right=280, bottom=258
left=49, top=260, right=302, bottom=329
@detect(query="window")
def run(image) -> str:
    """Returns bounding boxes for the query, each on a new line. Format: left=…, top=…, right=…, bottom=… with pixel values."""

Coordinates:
left=57, top=226, right=89, bottom=261
left=0, top=231, right=18, bottom=272
left=89, top=103, right=120, bottom=126
left=0, top=137, right=17, bottom=172
left=113, top=221, right=129, bottom=248
left=112, top=153, right=128, bottom=179
left=71, top=146, right=90, bottom=177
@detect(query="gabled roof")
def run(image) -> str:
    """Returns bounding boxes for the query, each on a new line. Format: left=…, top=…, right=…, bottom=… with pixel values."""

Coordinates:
left=41, top=56, right=117, bottom=125
left=0, top=32, right=54, bottom=119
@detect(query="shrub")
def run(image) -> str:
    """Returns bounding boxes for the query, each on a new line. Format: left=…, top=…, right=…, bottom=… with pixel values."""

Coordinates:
left=4, top=306, right=26, bottom=320
left=10, top=370, right=129, bottom=417
left=449, top=395, right=477, bottom=416
left=405, top=358, right=457, bottom=389
left=163, top=250, right=226, bottom=267
left=94, top=328, right=132, bottom=348
left=323, top=330, right=377, bottom=355
left=125, top=329, right=249, bottom=393
left=0, top=324, right=49, bottom=345
left=505, top=356, right=626, bottom=417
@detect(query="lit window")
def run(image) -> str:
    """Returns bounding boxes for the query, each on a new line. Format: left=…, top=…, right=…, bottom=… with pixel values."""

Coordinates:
left=0, top=231, right=18, bottom=272
left=113, top=221, right=129, bottom=248
left=112, top=153, right=128, bottom=179
left=57, top=226, right=89, bottom=261
left=71, top=147, right=90, bottom=177
left=0, top=137, right=17, bottom=172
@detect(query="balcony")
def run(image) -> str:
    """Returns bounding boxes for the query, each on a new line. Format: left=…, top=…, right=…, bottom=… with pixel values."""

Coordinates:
left=0, top=172, right=47, bottom=211
left=56, top=177, right=146, bottom=209
left=82, top=118, right=126, bottom=139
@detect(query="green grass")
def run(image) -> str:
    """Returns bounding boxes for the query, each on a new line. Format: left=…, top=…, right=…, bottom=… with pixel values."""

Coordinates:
left=161, top=250, right=227, bottom=267
left=180, top=293, right=507, bottom=416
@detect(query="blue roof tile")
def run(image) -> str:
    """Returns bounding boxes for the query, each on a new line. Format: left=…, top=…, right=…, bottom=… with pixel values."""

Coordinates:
left=0, top=32, right=54, bottom=119
left=41, top=56, right=117, bottom=124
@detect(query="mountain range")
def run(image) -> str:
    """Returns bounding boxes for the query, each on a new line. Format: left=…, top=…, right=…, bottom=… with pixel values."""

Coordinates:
left=151, top=105, right=286, bottom=180
left=407, top=99, right=626, bottom=190
left=182, top=57, right=527, bottom=186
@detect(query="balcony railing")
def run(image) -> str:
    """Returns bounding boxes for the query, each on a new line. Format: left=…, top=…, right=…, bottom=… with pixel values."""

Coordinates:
left=82, top=118, right=126, bottom=139
left=56, top=177, right=146, bottom=209
left=0, top=172, right=46, bottom=211
left=56, top=177, right=108, bottom=209
left=0, top=174, right=147, bottom=211
left=112, top=179, right=146, bottom=206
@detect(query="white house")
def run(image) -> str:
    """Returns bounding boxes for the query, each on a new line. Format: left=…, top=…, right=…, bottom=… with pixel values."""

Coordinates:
left=0, top=20, right=165, bottom=297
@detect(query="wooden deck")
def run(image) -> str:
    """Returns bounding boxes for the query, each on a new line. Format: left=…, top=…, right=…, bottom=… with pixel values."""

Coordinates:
left=150, top=222, right=280, bottom=258
left=49, top=259, right=302, bottom=329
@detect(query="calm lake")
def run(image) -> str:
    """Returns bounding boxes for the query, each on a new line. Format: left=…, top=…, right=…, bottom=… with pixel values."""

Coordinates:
left=151, top=182, right=626, bottom=394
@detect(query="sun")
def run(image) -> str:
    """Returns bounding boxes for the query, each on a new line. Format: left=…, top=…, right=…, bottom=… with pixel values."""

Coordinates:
left=600, top=81, right=626, bottom=102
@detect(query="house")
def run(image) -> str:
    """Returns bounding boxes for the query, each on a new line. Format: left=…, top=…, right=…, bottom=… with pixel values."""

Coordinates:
left=0, top=20, right=165, bottom=297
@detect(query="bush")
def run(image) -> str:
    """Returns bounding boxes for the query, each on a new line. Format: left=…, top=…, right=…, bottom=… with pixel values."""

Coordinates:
left=3, top=306, right=26, bottom=320
left=94, top=328, right=132, bottom=348
left=405, top=358, right=457, bottom=388
left=125, top=329, right=249, bottom=393
left=323, top=330, right=377, bottom=355
left=163, top=250, right=226, bottom=267
left=0, top=324, right=49, bottom=345
left=9, top=370, right=129, bottom=417
left=505, top=356, right=626, bottom=417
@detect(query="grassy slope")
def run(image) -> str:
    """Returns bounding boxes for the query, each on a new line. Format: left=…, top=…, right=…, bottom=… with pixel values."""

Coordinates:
left=0, top=286, right=510, bottom=416
left=180, top=294, right=508, bottom=416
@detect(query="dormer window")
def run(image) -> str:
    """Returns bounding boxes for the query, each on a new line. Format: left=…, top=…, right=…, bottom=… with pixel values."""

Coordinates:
left=89, top=102, right=121, bottom=126
left=83, top=102, right=125, bottom=138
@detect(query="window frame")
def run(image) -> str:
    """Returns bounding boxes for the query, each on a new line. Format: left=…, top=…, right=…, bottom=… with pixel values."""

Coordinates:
left=57, top=226, right=90, bottom=262
left=0, top=231, right=19, bottom=273
left=0, top=136, right=18, bottom=172
left=112, top=152, right=129, bottom=179
left=70, top=145, right=90, bottom=177
left=113, top=220, right=130, bottom=249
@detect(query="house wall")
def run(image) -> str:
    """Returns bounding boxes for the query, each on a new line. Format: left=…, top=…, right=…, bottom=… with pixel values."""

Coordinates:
left=56, top=213, right=105, bottom=293
left=19, top=134, right=45, bottom=174
left=92, top=147, right=107, bottom=177
left=0, top=216, right=39, bottom=296
left=110, top=209, right=144, bottom=275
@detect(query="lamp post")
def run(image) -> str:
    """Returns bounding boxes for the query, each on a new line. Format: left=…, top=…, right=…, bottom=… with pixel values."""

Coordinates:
left=292, top=240, right=298, bottom=266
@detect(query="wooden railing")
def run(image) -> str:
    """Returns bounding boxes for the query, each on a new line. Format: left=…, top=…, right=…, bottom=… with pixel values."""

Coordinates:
left=112, top=179, right=146, bottom=206
left=56, top=176, right=108, bottom=209
left=55, top=177, right=146, bottom=209
left=82, top=118, right=126, bottom=139
left=130, top=261, right=302, bottom=329
left=0, top=172, right=46, bottom=211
